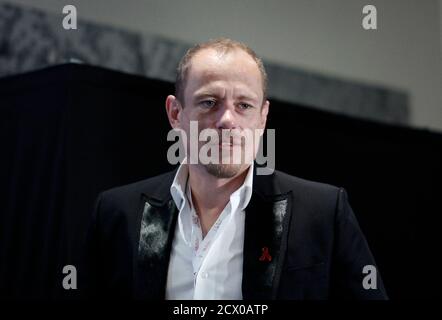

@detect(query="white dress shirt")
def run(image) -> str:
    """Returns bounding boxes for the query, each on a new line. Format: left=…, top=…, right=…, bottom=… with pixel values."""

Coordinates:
left=165, top=162, right=254, bottom=300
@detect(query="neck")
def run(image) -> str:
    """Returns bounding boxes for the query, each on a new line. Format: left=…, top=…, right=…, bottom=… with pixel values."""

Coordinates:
left=187, top=164, right=250, bottom=236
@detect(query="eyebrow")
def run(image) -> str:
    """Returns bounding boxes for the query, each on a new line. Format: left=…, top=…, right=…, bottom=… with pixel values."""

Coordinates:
left=193, top=92, right=219, bottom=101
left=193, top=92, right=259, bottom=103
left=236, top=94, right=259, bottom=102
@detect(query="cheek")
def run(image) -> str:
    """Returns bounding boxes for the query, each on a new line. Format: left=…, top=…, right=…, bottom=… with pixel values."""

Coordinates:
left=241, top=113, right=263, bottom=129
left=184, top=108, right=203, bottom=121
left=179, top=109, right=197, bottom=129
left=195, top=114, right=217, bottom=129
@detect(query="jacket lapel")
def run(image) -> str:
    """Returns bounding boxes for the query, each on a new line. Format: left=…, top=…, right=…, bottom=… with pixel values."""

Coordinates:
left=242, top=169, right=292, bottom=300
left=134, top=170, right=179, bottom=300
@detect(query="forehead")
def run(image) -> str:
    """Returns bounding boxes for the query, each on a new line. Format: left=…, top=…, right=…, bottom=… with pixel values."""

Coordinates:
left=185, top=48, right=263, bottom=97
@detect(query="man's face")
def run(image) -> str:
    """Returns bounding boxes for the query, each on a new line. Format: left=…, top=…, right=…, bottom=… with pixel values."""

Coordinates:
left=176, top=48, right=269, bottom=178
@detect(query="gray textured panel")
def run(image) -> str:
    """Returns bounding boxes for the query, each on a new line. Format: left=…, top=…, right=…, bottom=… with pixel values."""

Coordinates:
left=138, top=201, right=169, bottom=260
left=0, top=2, right=143, bottom=75
left=140, top=34, right=188, bottom=82
left=266, top=63, right=409, bottom=124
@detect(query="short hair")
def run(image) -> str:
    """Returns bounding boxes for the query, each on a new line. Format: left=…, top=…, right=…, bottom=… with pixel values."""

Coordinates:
left=175, top=37, right=268, bottom=105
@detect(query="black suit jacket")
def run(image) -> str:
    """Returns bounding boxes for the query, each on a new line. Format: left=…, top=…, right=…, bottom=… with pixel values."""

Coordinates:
left=82, top=166, right=388, bottom=300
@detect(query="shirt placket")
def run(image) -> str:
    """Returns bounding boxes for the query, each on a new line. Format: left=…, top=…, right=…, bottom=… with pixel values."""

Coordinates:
left=190, top=204, right=231, bottom=287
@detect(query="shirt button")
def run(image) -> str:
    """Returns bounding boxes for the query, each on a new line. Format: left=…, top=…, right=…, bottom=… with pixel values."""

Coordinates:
left=201, top=272, right=209, bottom=279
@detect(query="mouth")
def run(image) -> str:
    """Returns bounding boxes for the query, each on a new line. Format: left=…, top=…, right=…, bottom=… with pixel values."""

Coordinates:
left=203, top=141, right=243, bottom=149
left=219, top=142, right=242, bottom=148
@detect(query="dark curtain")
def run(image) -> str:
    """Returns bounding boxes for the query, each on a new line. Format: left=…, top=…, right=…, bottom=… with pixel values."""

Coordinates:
left=0, top=64, right=440, bottom=299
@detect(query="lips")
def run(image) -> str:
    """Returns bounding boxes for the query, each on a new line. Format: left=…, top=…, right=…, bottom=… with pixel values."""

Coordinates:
left=219, top=142, right=241, bottom=147
left=204, top=141, right=241, bottom=147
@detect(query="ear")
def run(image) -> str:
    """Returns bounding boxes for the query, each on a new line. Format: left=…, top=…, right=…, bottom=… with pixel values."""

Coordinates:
left=165, top=95, right=182, bottom=128
left=259, top=99, right=270, bottom=129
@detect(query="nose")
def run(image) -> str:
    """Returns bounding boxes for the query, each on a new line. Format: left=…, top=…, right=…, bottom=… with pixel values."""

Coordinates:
left=215, top=103, right=237, bottom=130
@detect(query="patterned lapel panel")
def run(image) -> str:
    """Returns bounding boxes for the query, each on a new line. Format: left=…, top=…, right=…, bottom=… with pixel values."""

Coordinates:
left=134, top=196, right=178, bottom=299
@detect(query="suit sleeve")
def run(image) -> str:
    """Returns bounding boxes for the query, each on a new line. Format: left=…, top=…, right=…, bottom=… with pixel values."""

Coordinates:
left=79, top=192, right=102, bottom=298
left=330, top=188, right=388, bottom=299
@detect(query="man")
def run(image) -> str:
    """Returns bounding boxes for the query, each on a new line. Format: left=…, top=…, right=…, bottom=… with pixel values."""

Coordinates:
left=83, top=38, right=387, bottom=300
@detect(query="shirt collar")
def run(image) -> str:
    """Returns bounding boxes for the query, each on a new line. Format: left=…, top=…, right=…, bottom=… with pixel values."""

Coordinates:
left=170, top=160, right=190, bottom=211
left=170, top=161, right=254, bottom=212
left=232, top=162, right=254, bottom=211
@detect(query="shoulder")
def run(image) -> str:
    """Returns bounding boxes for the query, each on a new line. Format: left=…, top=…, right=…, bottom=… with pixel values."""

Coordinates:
left=257, top=169, right=341, bottom=198
left=98, top=169, right=176, bottom=209
left=273, top=170, right=340, bottom=195
left=265, top=169, right=344, bottom=215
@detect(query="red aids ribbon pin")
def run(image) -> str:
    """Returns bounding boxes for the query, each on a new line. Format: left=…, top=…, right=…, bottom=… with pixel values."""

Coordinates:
left=259, top=246, right=272, bottom=262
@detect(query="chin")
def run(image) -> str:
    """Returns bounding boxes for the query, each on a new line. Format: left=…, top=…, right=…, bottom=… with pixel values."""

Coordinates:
left=204, top=163, right=243, bottom=179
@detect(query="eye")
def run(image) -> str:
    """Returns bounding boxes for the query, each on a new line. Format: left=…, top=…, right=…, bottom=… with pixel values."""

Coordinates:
left=238, top=103, right=254, bottom=110
left=199, top=100, right=216, bottom=109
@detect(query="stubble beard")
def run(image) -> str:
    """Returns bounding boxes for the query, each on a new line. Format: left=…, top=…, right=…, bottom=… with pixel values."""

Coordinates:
left=204, top=162, right=243, bottom=178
